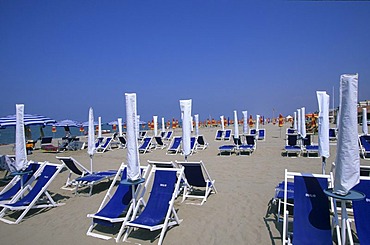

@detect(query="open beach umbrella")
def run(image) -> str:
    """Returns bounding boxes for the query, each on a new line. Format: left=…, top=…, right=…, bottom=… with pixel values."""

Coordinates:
left=317, top=91, right=330, bottom=174
left=234, top=110, right=239, bottom=139
left=194, top=114, right=199, bottom=136
left=333, top=74, right=360, bottom=195
left=87, top=107, right=95, bottom=172
left=220, top=115, right=225, bottom=131
left=0, top=113, right=55, bottom=128
left=293, top=112, right=297, bottom=131
left=118, top=118, right=123, bottom=136
left=300, top=107, right=306, bottom=138
left=242, top=111, right=248, bottom=134
left=125, top=93, right=141, bottom=181
left=53, top=119, right=80, bottom=137
left=362, top=108, right=368, bottom=135
left=180, top=99, right=192, bottom=160
left=153, top=115, right=158, bottom=136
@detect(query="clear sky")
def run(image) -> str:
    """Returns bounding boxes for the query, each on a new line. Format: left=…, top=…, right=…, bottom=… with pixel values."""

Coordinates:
left=1, top=1, right=369, bottom=123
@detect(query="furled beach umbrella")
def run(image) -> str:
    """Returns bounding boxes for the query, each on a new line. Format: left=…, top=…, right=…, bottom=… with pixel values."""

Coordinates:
left=125, top=93, right=141, bottom=181
left=234, top=110, right=239, bottom=139
left=220, top=115, right=225, bottom=131
left=256, top=114, right=260, bottom=131
left=118, top=118, right=123, bottom=136
left=98, top=117, right=102, bottom=138
left=87, top=107, right=95, bottom=172
left=334, top=74, right=360, bottom=195
left=242, top=111, right=248, bottom=134
left=297, top=109, right=301, bottom=136
left=293, top=111, right=297, bottom=131
left=300, top=107, right=306, bottom=138
left=362, top=108, right=368, bottom=135
left=317, top=91, right=330, bottom=174
left=14, top=104, right=27, bottom=172
left=153, top=115, right=158, bottom=136
left=194, top=114, right=199, bottom=136
left=180, top=99, right=192, bottom=160
left=161, top=117, right=165, bottom=133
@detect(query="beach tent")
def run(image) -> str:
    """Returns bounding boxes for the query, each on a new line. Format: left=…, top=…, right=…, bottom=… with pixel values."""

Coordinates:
left=362, top=108, right=368, bottom=135
left=316, top=91, right=330, bottom=174
left=242, top=111, right=248, bottom=134
left=180, top=99, right=192, bottom=160
left=125, top=93, right=141, bottom=181
left=88, top=107, right=96, bottom=172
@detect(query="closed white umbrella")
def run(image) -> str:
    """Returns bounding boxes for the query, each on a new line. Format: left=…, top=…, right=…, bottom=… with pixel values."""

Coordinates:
left=242, top=111, right=248, bottom=134
left=15, top=104, right=27, bottom=172
left=297, top=109, right=301, bottom=136
left=98, top=117, right=102, bottom=138
left=234, top=110, right=239, bottom=139
left=334, top=74, right=360, bottom=195
left=118, top=118, right=123, bottom=136
left=180, top=99, right=192, bottom=160
left=125, top=93, right=141, bottom=181
left=191, top=116, right=194, bottom=133
left=220, top=115, right=225, bottom=131
left=301, top=107, right=306, bottom=138
left=293, top=112, right=297, bottom=131
left=153, top=115, right=158, bottom=136
left=161, top=117, right=165, bottom=133
left=256, top=115, right=260, bottom=131
left=317, top=91, right=330, bottom=174
left=362, top=108, right=368, bottom=135
left=194, top=114, right=199, bottom=136
left=87, top=107, right=95, bottom=172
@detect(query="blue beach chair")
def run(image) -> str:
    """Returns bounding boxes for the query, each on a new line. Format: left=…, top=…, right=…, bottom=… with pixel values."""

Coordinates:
left=359, top=135, right=370, bottom=159
left=352, top=177, right=370, bottom=245
left=138, top=137, right=152, bottom=154
left=284, top=134, right=302, bottom=157
left=238, top=135, right=256, bottom=155
left=166, top=136, right=182, bottom=155
left=214, top=130, right=224, bottom=141
left=0, top=162, right=65, bottom=224
left=223, top=129, right=232, bottom=141
left=122, top=166, right=184, bottom=245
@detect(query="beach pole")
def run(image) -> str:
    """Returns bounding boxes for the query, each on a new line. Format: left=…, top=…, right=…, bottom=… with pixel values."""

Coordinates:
left=322, top=156, right=326, bottom=175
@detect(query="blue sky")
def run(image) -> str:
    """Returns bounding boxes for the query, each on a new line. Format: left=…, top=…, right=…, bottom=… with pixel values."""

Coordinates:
left=1, top=1, right=369, bottom=123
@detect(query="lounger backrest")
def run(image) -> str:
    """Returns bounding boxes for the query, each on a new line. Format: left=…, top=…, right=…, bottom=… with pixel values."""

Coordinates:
left=41, top=137, right=53, bottom=144
left=245, top=135, right=255, bottom=145
left=166, top=131, right=173, bottom=139
left=140, top=137, right=151, bottom=149
left=292, top=175, right=331, bottom=244
left=60, top=158, right=84, bottom=175
left=102, top=138, right=112, bottom=148
left=170, top=137, right=182, bottom=149
left=197, top=135, right=205, bottom=145
left=360, top=136, right=370, bottom=149
left=287, top=134, right=298, bottom=146
left=182, top=163, right=206, bottom=187
left=11, top=165, right=58, bottom=207
left=190, top=137, right=196, bottom=149
left=216, top=130, right=223, bottom=138
left=119, top=136, right=126, bottom=144
left=329, top=128, right=336, bottom=138
left=352, top=178, right=370, bottom=245
left=258, top=129, right=265, bottom=137
left=0, top=163, right=40, bottom=200
left=155, top=136, right=163, bottom=145
left=224, top=130, right=231, bottom=138
left=302, top=135, right=311, bottom=146
left=132, top=170, right=177, bottom=226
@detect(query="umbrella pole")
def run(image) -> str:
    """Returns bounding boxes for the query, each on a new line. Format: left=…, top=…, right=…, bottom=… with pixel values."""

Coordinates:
left=90, top=155, right=93, bottom=173
left=322, top=156, right=326, bottom=175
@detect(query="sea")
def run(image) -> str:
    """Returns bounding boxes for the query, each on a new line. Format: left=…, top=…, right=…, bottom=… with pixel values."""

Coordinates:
left=0, top=124, right=150, bottom=145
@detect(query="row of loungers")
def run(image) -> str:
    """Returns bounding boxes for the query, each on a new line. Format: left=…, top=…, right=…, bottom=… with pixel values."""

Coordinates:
left=272, top=169, right=370, bottom=245
left=215, top=128, right=266, bottom=141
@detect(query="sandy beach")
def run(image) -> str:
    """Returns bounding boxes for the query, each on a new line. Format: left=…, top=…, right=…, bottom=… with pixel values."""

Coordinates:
left=0, top=123, right=368, bottom=245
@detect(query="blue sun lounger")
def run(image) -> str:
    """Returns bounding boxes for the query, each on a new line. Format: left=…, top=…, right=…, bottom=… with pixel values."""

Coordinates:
left=122, top=166, right=184, bottom=245
left=166, top=136, right=182, bottom=155
left=284, top=134, right=302, bottom=157
left=0, top=162, right=65, bottom=224
left=352, top=177, right=370, bottom=245
left=214, top=130, right=224, bottom=140
left=138, top=137, right=152, bottom=154
left=238, top=135, right=256, bottom=155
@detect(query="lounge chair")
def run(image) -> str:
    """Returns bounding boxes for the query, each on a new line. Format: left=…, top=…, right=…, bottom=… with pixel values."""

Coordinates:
left=96, top=137, right=113, bottom=153
left=0, top=162, right=45, bottom=204
left=273, top=181, right=294, bottom=222
left=214, top=129, right=224, bottom=141
left=249, top=128, right=257, bottom=136
left=86, top=164, right=148, bottom=241
left=163, top=130, right=173, bottom=141
left=351, top=176, right=370, bottom=245
left=121, top=166, right=184, bottom=245
left=284, top=134, right=302, bottom=157
left=40, top=136, right=61, bottom=153
left=138, top=137, right=152, bottom=154
left=153, top=136, right=167, bottom=150
left=160, top=131, right=166, bottom=138
left=56, top=156, right=117, bottom=196
left=238, top=135, right=256, bottom=155
left=176, top=161, right=217, bottom=205
left=218, top=144, right=236, bottom=156
left=286, top=128, right=297, bottom=135
left=302, top=134, right=319, bottom=158
left=223, top=129, right=232, bottom=141
left=329, top=128, right=337, bottom=142
left=0, top=162, right=65, bottom=224
left=138, top=131, right=147, bottom=142
left=118, top=136, right=127, bottom=148
left=166, top=136, right=182, bottom=155
left=188, top=136, right=197, bottom=155
left=282, top=170, right=333, bottom=244
left=196, top=135, right=209, bottom=150
left=257, top=128, right=266, bottom=141
left=359, top=135, right=370, bottom=160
